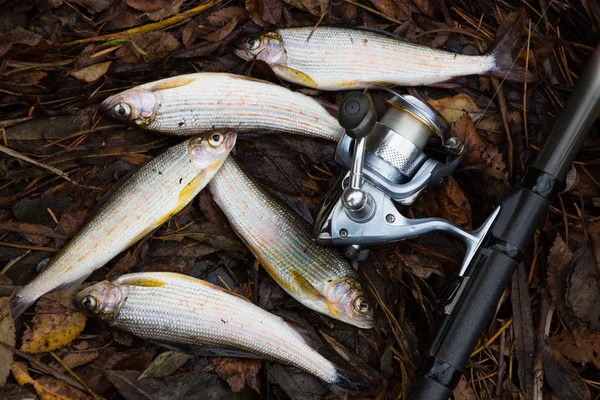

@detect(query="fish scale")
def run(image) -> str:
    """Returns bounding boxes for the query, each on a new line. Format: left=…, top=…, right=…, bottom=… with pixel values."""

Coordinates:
left=134, top=73, right=343, bottom=140
left=278, top=27, right=495, bottom=89
left=84, top=272, right=339, bottom=382
left=10, top=134, right=235, bottom=318
left=208, top=156, right=373, bottom=328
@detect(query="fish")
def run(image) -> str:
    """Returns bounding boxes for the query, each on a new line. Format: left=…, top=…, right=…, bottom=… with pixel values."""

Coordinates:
left=208, top=156, right=374, bottom=329
left=75, top=272, right=379, bottom=395
left=100, top=72, right=343, bottom=141
left=10, top=132, right=236, bottom=318
left=235, top=26, right=534, bottom=90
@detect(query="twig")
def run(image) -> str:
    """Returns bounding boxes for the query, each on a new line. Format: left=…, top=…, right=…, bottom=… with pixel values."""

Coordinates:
left=0, top=241, right=59, bottom=252
left=472, top=319, right=513, bottom=356
left=524, top=19, right=532, bottom=148
left=62, top=0, right=221, bottom=46
left=533, top=289, right=550, bottom=400
left=0, top=143, right=101, bottom=190
left=495, top=329, right=506, bottom=399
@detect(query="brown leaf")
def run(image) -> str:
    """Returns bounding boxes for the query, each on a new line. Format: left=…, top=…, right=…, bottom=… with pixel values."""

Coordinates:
left=115, top=32, right=180, bottom=63
left=451, top=113, right=508, bottom=197
left=551, top=330, right=600, bottom=369
left=566, top=242, right=600, bottom=330
left=427, top=94, right=482, bottom=123
left=147, top=0, right=184, bottom=20
left=0, top=30, right=42, bottom=58
left=106, top=348, right=156, bottom=371
left=368, top=0, right=410, bottom=21
left=246, top=0, right=284, bottom=26
left=139, top=351, right=191, bottom=380
left=56, top=194, right=96, bottom=239
left=543, top=344, right=591, bottom=400
left=125, top=0, right=164, bottom=12
left=20, top=298, right=87, bottom=354
left=453, top=376, right=476, bottom=400
left=106, top=251, right=138, bottom=280
left=282, top=0, right=327, bottom=15
left=207, top=6, right=248, bottom=25
left=207, top=356, right=262, bottom=393
left=49, top=351, right=99, bottom=373
left=414, top=177, right=472, bottom=229
left=70, top=61, right=112, bottom=83
left=511, top=263, right=534, bottom=398
left=11, top=361, right=91, bottom=400
left=0, top=297, right=16, bottom=387
left=412, top=0, right=437, bottom=17
left=202, top=18, right=238, bottom=42
left=71, top=0, right=113, bottom=13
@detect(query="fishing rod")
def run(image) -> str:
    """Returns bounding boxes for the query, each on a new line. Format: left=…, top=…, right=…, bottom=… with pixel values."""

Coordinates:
left=313, top=43, right=600, bottom=398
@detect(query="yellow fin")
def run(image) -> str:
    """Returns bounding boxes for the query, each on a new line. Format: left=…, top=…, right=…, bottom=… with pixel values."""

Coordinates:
left=119, top=276, right=166, bottom=287
left=272, top=65, right=318, bottom=88
left=288, top=270, right=324, bottom=301
left=178, top=170, right=207, bottom=203
left=151, top=77, right=196, bottom=92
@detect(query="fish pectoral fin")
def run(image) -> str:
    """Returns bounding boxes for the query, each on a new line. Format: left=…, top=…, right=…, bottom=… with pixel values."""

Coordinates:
left=284, top=320, right=323, bottom=350
left=288, top=270, right=324, bottom=301
left=272, top=65, right=318, bottom=88
left=117, top=276, right=167, bottom=287
left=151, top=76, right=196, bottom=92
left=179, top=170, right=207, bottom=204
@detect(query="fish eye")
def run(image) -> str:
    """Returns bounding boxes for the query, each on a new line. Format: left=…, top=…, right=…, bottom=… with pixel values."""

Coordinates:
left=81, top=295, right=97, bottom=311
left=353, top=297, right=370, bottom=314
left=246, top=37, right=261, bottom=51
left=209, top=132, right=224, bottom=147
left=113, top=103, right=132, bottom=119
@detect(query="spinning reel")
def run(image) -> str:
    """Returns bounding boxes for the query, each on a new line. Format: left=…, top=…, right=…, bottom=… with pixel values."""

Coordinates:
left=314, top=90, right=501, bottom=275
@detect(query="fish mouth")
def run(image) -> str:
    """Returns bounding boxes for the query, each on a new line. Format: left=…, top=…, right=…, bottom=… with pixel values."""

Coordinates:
left=233, top=48, right=251, bottom=61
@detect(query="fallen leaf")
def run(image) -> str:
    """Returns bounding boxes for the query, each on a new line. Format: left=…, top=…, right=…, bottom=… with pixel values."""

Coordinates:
left=202, top=18, right=238, bottom=42
left=543, top=344, right=591, bottom=400
left=453, top=376, right=476, bottom=400
left=106, top=251, right=138, bottom=280
left=11, top=361, right=91, bottom=400
left=55, top=193, right=95, bottom=239
left=0, top=30, right=42, bottom=58
left=115, top=32, right=180, bottom=63
left=207, top=357, right=262, bottom=393
left=451, top=113, right=508, bottom=197
left=562, top=165, right=579, bottom=193
left=368, top=0, right=410, bottom=22
left=414, top=176, right=472, bottom=229
left=70, top=61, right=112, bottom=83
left=207, top=6, right=248, bottom=25
left=413, top=0, right=437, bottom=17
left=428, top=94, right=482, bottom=123
left=147, top=0, right=184, bottom=20
left=138, top=351, right=191, bottom=380
left=71, top=0, right=113, bottom=13
left=282, top=0, right=328, bottom=15
left=0, top=298, right=16, bottom=387
left=106, top=348, right=156, bottom=371
left=566, top=242, right=600, bottom=330
left=551, top=330, right=600, bottom=369
left=49, top=351, right=99, bottom=373
left=20, top=298, right=86, bottom=353
left=126, top=0, right=165, bottom=11
left=511, top=262, right=534, bottom=398
left=268, top=363, right=327, bottom=400
left=246, top=0, right=284, bottom=26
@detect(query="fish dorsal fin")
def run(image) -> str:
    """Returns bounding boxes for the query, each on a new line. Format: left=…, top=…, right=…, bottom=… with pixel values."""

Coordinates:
left=284, top=320, right=323, bottom=350
left=267, top=189, right=314, bottom=225
left=350, top=25, right=408, bottom=42
left=151, top=76, right=196, bottom=92
left=288, top=270, right=324, bottom=301
left=272, top=65, right=318, bottom=88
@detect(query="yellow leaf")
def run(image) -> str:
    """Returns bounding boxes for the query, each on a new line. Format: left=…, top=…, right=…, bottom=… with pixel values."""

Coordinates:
left=0, top=297, right=16, bottom=388
left=70, top=61, right=112, bottom=83
left=427, top=93, right=482, bottom=123
left=11, top=361, right=90, bottom=400
left=20, top=298, right=86, bottom=353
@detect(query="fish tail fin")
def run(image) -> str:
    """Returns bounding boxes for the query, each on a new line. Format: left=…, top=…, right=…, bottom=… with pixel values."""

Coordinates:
left=487, top=22, right=535, bottom=83
left=9, top=293, right=33, bottom=319
left=331, top=366, right=380, bottom=396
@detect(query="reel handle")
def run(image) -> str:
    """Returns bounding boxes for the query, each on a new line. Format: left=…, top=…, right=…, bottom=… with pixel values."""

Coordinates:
left=338, top=92, right=377, bottom=139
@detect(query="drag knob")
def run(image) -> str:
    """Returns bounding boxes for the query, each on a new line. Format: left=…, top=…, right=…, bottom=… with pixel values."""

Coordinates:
left=338, top=93, right=377, bottom=139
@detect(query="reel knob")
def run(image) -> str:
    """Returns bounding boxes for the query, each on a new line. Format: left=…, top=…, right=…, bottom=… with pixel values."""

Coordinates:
left=338, top=93, right=377, bottom=139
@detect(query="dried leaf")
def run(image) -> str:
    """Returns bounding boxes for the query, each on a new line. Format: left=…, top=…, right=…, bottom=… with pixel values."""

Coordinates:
left=412, top=0, right=437, bottom=17
left=207, top=6, right=247, bottom=25
left=126, top=0, right=165, bottom=12
left=56, top=194, right=95, bottom=239
left=246, top=0, right=284, bottom=26
left=20, top=298, right=86, bottom=353
left=70, top=61, right=112, bottom=83
left=0, top=298, right=15, bottom=388
left=0, top=30, right=42, bottom=58
left=11, top=361, right=91, bottom=400
left=49, top=351, right=99, bottom=373
left=566, top=242, right=600, bottom=330
left=562, top=165, right=579, bottom=193
left=202, top=18, right=238, bottom=42
left=138, top=351, right=191, bottom=380
left=551, top=330, right=600, bottom=369
left=115, top=32, right=180, bottom=63
left=453, top=376, right=476, bottom=400
left=208, top=357, right=262, bottom=393
left=543, top=344, right=591, bottom=400
left=415, top=177, right=472, bottom=229
left=451, top=113, right=508, bottom=197
left=282, top=0, right=327, bottom=15
left=71, top=0, right=113, bottom=13
left=106, top=251, right=138, bottom=280
left=428, top=94, right=482, bottom=123
left=511, top=263, right=534, bottom=398
left=368, top=0, right=410, bottom=21
left=147, top=0, right=184, bottom=20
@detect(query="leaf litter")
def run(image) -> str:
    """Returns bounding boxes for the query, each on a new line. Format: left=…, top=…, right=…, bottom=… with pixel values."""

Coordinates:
left=0, top=0, right=598, bottom=399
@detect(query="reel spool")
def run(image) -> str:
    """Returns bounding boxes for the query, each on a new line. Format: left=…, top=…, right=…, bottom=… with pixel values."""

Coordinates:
left=314, top=90, right=500, bottom=275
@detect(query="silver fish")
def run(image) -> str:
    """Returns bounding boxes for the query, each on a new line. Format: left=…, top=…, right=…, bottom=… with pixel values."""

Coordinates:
left=235, top=26, right=533, bottom=90
left=209, top=156, right=374, bottom=329
left=101, top=72, right=343, bottom=141
left=76, top=272, right=378, bottom=394
left=10, top=132, right=236, bottom=318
